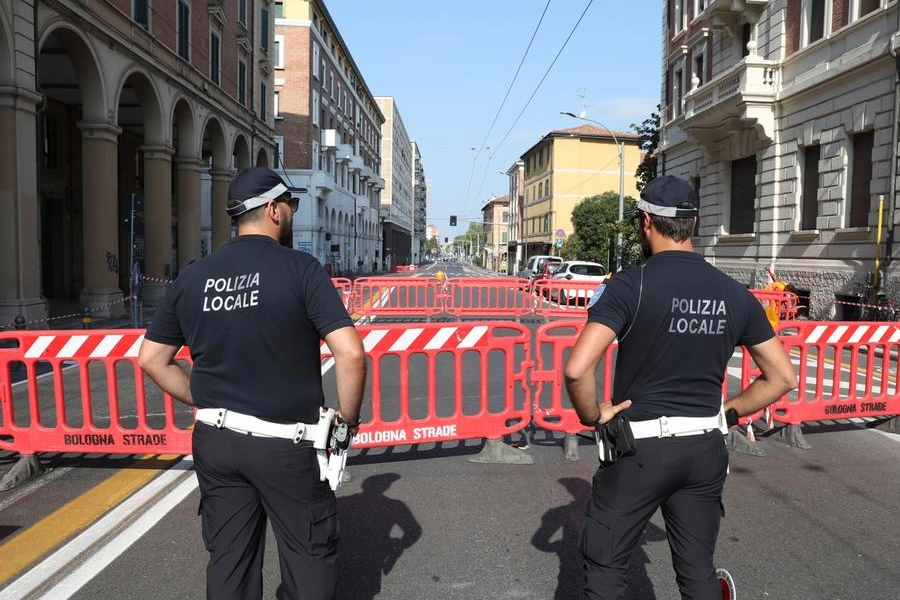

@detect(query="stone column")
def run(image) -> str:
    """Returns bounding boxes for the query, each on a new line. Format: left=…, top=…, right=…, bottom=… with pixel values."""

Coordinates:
left=176, top=157, right=204, bottom=267
left=0, top=87, right=46, bottom=327
left=141, top=145, right=174, bottom=306
left=78, top=121, right=125, bottom=318
left=210, top=168, right=233, bottom=250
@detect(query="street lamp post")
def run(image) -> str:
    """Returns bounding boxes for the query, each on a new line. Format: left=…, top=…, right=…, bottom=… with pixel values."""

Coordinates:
left=561, top=111, right=625, bottom=272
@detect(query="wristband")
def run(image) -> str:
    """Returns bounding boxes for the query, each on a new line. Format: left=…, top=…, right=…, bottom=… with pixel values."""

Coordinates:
left=339, top=415, right=361, bottom=428
left=725, top=407, right=739, bottom=428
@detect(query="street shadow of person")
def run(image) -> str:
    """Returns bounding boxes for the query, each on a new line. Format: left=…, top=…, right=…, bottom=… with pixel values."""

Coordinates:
left=336, top=473, right=422, bottom=600
left=531, top=477, right=667, bottom=600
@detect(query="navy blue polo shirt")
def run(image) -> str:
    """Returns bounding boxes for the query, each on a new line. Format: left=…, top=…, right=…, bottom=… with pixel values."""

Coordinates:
left=145, top=235, right=354, bottom=423
left=587, top=251, right=774, bottom=421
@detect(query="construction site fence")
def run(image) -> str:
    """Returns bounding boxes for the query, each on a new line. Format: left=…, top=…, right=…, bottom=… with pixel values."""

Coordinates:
left=1, top=320, right=897, bottom=462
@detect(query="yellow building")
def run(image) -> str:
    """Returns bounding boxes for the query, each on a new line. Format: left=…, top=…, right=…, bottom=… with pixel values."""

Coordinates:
left=519, top=124, right=641, bottom=259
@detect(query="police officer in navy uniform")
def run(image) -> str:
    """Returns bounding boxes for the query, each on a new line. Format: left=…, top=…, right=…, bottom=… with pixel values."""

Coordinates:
left=564, top=175, right=797, bottom=599
left=139, top=167, right=366, bottom=600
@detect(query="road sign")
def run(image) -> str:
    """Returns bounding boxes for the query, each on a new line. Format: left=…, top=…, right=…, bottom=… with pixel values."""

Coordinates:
left=556, top=238, right=563, bottom=248
left=555, top=228, right=565, bottom=238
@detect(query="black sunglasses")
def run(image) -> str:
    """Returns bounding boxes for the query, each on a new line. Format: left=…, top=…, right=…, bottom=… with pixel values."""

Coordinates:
left=630, top=211, right=644, bottom=232
left=275, top=196, right=299, bottom=214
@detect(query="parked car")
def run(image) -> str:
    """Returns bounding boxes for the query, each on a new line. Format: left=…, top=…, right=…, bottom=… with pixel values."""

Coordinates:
left=519, top=255, right=563, bottom=288
left=548, top=261, right=607, bottom=303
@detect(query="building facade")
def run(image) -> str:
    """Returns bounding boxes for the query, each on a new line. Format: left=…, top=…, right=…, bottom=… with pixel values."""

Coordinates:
left=0, top=0, right=275, bottom=326
left=661, top=0, right=900, bottom=317
left=376, top=96, right=414, bottom=269
left=273, top=0, right=384, bottom=276
left=504, top=159, right=526, bottom=275
left=504, top=160, right=525, bottom=275
left=481, top=195, right=510, bottom=272
left=412, top=141, right=428, bottom=264
left=518, top=125, right=641, bottom=264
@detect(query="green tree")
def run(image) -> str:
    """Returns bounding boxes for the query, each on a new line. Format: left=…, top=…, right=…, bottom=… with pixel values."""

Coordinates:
left=560, top=233, right=584, bottom=261
left=570, top=192, right=620, bottom=267
left=618, top=196, right=643, bottom=269
left=453, top=222, right=485, bottom=265
left=570, top=192, right=641, bottom=271
left=631, top=106, right=660, bottom=192
left=424, top=236, right=439, bottom=257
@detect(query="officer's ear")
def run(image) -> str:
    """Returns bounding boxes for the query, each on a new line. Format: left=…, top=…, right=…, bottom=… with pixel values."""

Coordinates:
left=265, top=199, right=282, bottom=224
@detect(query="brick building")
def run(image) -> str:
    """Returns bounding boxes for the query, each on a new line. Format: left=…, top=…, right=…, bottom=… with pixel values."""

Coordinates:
left=273, top=0, right=384, bottom=275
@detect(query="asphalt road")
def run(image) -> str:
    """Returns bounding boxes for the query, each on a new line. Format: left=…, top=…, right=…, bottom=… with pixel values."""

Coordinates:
left=1, top=421, right=898, bottom=599
left=2, top=262, right=899, bottom=598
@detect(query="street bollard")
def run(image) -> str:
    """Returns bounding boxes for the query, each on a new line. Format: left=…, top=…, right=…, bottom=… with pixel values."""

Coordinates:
left=14, top=315, right=26, bottom=330
left=81, top=307, right=92, bottom=330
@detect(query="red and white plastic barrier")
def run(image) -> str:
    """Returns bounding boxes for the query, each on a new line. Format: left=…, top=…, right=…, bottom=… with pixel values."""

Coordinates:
left=2, top=320, right=898, bottom=459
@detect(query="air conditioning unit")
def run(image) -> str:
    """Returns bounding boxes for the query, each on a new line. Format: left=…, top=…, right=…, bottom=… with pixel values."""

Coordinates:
left=321, top=129, right=340, bottom=150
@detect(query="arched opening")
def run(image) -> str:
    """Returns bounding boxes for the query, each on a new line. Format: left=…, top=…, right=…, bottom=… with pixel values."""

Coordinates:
left=37, top=26, right=105, bottom=303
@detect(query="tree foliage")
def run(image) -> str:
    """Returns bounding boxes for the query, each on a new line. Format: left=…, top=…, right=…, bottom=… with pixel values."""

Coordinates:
left=560, top=233, right=584, bottom=261
left=631, top=106, right=660, bottom=192
left=569, top=192, right=643, bottom=271
left=424, top=236, right=440, bottom=256
left=453, top=222, right=486, bottom=265
left=570, top=192, right=621, bottom=268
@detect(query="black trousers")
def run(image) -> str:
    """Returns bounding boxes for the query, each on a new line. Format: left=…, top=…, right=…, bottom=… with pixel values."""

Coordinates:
left=192, top=423, right=339, bottom=600
left=580, top=430, right=729, bottom=600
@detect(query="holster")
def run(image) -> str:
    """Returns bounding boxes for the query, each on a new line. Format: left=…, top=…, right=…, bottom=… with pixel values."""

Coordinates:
left=594, top=414, right=637, bottom=467
left=312, top=408, right=353, bottom=491
left=324, top=413, right=353, bottom=492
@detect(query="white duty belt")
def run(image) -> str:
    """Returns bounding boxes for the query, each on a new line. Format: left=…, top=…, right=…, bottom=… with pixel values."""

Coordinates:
left=195, top=407, right=330, bottom=445
left=195, top=407, right=350, bottom=491
left=629, top=410, right=728, bottom=439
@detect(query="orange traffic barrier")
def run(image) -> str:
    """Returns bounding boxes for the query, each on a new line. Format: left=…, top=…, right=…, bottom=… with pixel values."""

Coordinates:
left=3, top=318, right=899, bottom=462
left=768, top=321, right=900, bottom=425
left=442, top=277, right=533, bottom=319
left=750, top=288, right=800, bottom=326
left=349, top=277, right=444, bottom=319
left=331, top=321, right=533, bottom=448
left=0, top=330, right=193, bottom=455
left=532, top=280, right=604, bottom=318
left=391, top=265, right=418, bottom=273
left=529, top=320, right=608, bottom=433
left=0, top=322, right=533, bottom=458
left=331, top=277, right=353, bottom=310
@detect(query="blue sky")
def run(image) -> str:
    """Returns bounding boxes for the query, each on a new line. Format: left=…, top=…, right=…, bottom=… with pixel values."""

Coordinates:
left=326, top=0, right=662, bottom=240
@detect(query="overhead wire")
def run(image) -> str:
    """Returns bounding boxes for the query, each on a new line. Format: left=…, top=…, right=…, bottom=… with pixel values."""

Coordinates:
left=463, top=0, right=595, bottom=221
left=471, top=0, right=553, bottom=162
left=486, top=0, right=595, bottom=162
left=459, top=0, right=553, bottom=227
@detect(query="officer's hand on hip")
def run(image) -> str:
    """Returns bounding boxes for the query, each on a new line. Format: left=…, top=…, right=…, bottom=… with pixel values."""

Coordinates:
left=580, top=399, right=632, bottom=427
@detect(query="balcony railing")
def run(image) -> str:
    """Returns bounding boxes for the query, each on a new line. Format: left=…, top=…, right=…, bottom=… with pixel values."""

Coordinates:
left=679, top=55, right=779, bottom=153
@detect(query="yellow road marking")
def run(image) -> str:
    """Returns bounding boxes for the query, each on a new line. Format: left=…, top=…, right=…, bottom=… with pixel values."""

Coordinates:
left=351, top=286, right=384, bottom=321
left=0, top=454, right=179, bottom=584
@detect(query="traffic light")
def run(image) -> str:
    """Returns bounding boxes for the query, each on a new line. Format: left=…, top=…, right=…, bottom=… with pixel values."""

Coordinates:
left=444, top=237, right=448, bottom=243
left=450, top=215, right=457, bottom=226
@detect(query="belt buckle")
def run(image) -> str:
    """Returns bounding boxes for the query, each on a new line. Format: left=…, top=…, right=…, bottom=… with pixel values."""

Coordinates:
left=659, top=416, right=670, bottom=437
